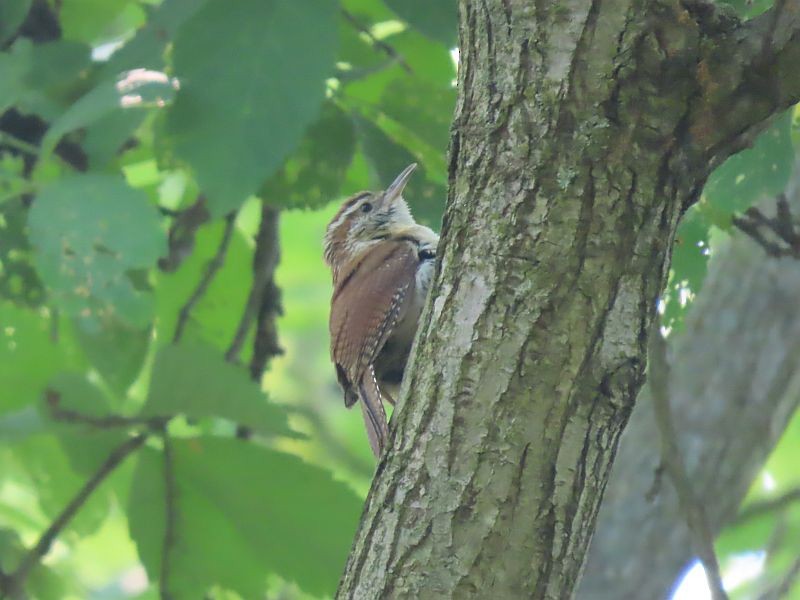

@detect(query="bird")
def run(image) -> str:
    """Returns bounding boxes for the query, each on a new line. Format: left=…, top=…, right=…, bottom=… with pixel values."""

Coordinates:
left=323, top=163, right=439, bottom=457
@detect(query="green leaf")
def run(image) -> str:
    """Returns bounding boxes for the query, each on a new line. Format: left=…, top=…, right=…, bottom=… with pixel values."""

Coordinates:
left=337, top=13, right=391, bottom=77
left=0, top=303, right=76, bottom=415
left=718, top=0, right=772, bottom=18
left=41, top=372, right=128, bottom=475
left=0, top=406, right=49, bottom=441
left=71, top=316, right=150, bottom=396
left=261, top=102, right=356, bottom=210
left=129, top=438, right=362, bottom=598
left=28, top=174, right=166, bottom=328
left=663, top=208, right=709, bottom=329
left=715, top=510, right=774, bottom=562
left=11, top=434, right=114, bottom=536
left=0, top=42, right=29, bottom=113
left=387, top=29, right=457, bottom=84
left=141, top=343, right=298, bottom=438
left=379, top=78, right=455, bottom=176
left=704, top=110, right=794, bottom=220
left=1, top=38, right=92, bottom=120
left=82, top=109, right=147, bottom=169
left=60, top=0, right=145, bottom=45
left=100, top=0, right=209, bottom=77
left=0, top=0, right=30, bottom=46
left=384, top=0, right=458, bottom=47
left=356, top=115, right=446, bottom=227
left=760, top=409, right=800, bottom=489
left=154, top=220, right=252, bottom=351
left=164, top=0, right=338, bottom=215
left=0, top=197, right=45, bottom=307
left=42, top=69, right=177, bottom=156
left=0, top=152, right=29, bottom=206
left=342, top=0, right=395, bottom=21
left=671, top=209, right=709, bottom=291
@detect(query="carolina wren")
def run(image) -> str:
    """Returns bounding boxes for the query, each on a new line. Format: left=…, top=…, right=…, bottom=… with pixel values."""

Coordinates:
left=324, top=164, right=438, bottom=457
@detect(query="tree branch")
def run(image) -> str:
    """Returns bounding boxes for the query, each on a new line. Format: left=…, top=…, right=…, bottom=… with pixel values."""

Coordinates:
left=340, top=9, right=412, bottom=74
left=649, top=325, right=728, bottom=600
left=172, top=212, right=237, bottom=344
left=0, top=434, right=147, bottom=599
left=248, top=277, right=283, bottom=382
left=338, top=1, right=800, bottom=596
left=45, top=389, right=167, bottom=430
left=580, top=171, right=800, bottom=599
left=0, top=110, right=88, bottom=173
left=225, top=202, right=283, bottom=375
left=759, top=554, right=800, bottom=600
left=736, top=488, right=800, bottom=524
left=158, top=197, right=211, bottom=273
left=0, top=132, right=43, bottom=158
left=733, top=193, right=800, bottom=258
left=684, top=0, right=800, bottom=165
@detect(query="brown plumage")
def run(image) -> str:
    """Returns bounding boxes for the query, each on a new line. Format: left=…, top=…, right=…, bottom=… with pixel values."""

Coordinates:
left=324, top=164, right=438, bottom=456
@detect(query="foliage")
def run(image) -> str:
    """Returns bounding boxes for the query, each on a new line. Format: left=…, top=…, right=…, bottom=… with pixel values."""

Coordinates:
left=0, top=0, right=452, bottom=597
left=663, top=110, right=795, bottom=330
left=0, top=0, right=797, bottom=598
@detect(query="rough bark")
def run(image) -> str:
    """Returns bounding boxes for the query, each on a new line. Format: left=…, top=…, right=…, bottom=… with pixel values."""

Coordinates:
left=337, top=1, right=800, bottom=598
left=579, top=172, right=800, bottom=600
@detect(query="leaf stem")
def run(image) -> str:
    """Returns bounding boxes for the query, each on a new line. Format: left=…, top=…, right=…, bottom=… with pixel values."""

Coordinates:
left=0, top=434, right=148, bottom=599
left=172, top=212, right=237, bottom=344
left=45, top=389, right=168, bottom=429
left=0, top=132, right=42, bottom=157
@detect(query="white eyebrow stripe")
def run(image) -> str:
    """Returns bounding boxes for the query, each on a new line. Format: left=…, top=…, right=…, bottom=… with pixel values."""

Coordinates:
left=326, top=193, right=372, bottom=233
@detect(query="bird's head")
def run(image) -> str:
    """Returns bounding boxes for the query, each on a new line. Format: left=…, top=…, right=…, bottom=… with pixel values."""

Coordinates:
left=324, top=163, right=418, bottom=268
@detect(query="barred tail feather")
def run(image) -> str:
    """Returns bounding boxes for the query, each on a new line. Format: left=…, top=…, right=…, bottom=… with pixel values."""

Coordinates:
left=358, top=367, right=389, bottom=457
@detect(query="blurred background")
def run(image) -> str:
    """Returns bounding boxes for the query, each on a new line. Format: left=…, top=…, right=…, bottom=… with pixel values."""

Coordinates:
left=0, top=0, right=799, bottom=598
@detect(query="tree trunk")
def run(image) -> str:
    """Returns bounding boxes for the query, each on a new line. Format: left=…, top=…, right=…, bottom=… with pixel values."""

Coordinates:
left=579, top=172, right=800, bottom=599
left=337, top=1, right=800, bottom=598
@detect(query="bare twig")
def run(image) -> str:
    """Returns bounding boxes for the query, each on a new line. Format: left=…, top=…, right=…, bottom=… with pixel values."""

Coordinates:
left=340, top=9, right=412, bottom=74
left=0, top=132, right=42, bottom=157
left=172, top=212, right=237, bottom=343
left=249, top=277, right=283, bottom=381
left=0, top=434, right=147, bottom=599
left=159, top=433, right=177, bottom=600
left=758, top=554, right=800, bottom=600
left=0, top=117, right=89, bottom=175
left=649, top=324, right=729, bottom=600
left=736, top=487, right=800, bottom=524
left=225, top=203, right=283, bottom=372
left=46, top=389, right=167, bottom=430
left=158, top=197, right=211, bottom=273
left=733, top=194, right=800, bottom=259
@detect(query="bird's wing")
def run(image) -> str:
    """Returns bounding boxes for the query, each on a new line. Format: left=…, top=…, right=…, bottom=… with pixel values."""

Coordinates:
left=330, top=240, right=418, bottom=404
left=330, top=240, right=419, bottom=456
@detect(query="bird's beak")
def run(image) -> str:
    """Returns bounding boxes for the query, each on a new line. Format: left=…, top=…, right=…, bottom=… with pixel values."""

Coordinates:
left=383, top=163, right=417, bottom=205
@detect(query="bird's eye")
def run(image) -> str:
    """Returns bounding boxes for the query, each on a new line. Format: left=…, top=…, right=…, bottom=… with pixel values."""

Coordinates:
left=360, top=202, right=373, bottom=214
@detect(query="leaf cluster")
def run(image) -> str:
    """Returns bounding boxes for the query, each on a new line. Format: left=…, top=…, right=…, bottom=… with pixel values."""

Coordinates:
left=0, top=0, right=456, bottom=597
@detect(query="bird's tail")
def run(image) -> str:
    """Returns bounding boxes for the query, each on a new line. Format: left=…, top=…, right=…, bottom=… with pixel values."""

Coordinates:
left=358, top=366, right=389, bottom=457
